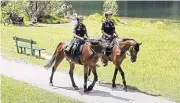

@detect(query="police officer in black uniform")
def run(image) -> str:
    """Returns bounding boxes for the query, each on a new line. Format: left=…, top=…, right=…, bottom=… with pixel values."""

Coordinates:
left=101, top=11, right=118, bottom=56
left=65, top=16, right=89, bottom=59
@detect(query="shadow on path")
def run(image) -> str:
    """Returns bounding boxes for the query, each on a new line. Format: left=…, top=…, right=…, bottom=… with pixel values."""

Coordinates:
left=98, top=82, right=161, bottom=97
left=52, top=85, right=133, bottom=102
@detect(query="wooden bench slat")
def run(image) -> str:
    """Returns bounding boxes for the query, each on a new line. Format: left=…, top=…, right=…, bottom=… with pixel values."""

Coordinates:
left=18, top=45, right=31, bottom=49
left=13, top=36, right=36, bottom=44
left=32, top=47, right=46, bottom=51
left=18, top=45, right=45, bottom=51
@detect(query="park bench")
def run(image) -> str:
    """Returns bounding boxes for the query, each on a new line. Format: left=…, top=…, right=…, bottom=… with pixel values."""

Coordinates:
left=13, top=36, right=45, bottom=58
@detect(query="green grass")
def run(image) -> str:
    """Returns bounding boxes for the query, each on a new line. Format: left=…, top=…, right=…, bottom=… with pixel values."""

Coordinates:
left=1, top=75, right=82, bottom=103
left=1, top=18, right=180, bottom=102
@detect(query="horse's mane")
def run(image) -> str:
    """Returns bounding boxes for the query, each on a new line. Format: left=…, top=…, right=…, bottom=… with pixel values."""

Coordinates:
left=117, top=38, right=138, bottom=45
left=121, top=38, right=135, bottom=42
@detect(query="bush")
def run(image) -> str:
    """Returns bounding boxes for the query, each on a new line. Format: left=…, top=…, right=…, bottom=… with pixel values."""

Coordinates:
left=111, top=16, right=120, bottom=25
left=155, top=21, right=166, bottom=29
left=87, top=13, right=103, bottom=22
left=39, top=14, right=69, bottom=24
left=87, top=13, right=120, bottom=25
left=128, top=20, right=144, bottom=27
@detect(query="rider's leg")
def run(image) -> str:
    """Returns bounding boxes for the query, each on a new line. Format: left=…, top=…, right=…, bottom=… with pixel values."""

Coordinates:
left=65, top=39, right=74, bottom=52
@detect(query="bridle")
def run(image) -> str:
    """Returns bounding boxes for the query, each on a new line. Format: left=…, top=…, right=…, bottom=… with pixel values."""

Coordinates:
left=113, top=38, right=137, bottom=57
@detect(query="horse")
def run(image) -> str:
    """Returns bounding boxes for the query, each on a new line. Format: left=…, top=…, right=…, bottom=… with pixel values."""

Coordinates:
left=44, top=39, right=108, bottom=92
left=88, top=38, right=142, bottom=91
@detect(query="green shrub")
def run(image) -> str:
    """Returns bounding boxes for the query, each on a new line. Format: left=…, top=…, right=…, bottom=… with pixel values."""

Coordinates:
left=87, top=13, right=120, bottom=25
left=154, top=21, right=166, bottom=30
left=87, top=13, right=103, bottom=22
left=111, top=16, right=120, bottom=25
left=40, top=14, right=69, bottom=24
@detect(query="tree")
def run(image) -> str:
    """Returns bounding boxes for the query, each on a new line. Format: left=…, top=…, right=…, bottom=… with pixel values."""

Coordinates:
left=1, top=1, right=27, bottom=22
left=0, top=1, right=72, bottom=23
left=25, top=1, right=72, bottom=20
left=103, top=0, right=118, bottom=16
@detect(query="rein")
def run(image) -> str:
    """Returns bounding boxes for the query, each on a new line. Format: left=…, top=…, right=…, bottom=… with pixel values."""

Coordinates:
left=89, top=46, right=97, bottom=54
left=113, top=39, right=133, bottom=56
left=85, top=39, right=102, bottom=55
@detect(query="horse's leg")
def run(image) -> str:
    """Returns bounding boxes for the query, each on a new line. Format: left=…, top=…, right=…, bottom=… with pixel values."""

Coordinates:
left=88, top=68, right=91, bottom=77
left=87, top=68, right=91, bottom=81
left=112, top=68, right=118, bottom=88
left=49, top=51, right=64, bottom=86
left=49, top=66, right=56, bottom=86
left=83, top=64, right=89, bottom=92
left=69, top=62, right=79, bottom=90
left=87, top=67, right=98, bottom=91
left=118, top=66, right=127, bottom=91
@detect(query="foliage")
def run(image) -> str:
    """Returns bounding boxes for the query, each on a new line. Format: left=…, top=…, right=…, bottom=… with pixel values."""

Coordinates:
left=1, top=1, right=28, bottom=22
left=87, top=13, right=103, bottom=22
left=39, top=14, right=69, bottom=24
left=154, top=21, right=166, bottom=29
left=87, top=13, right=120, bottom=25
left=111, top=16, right=120, bottom=25
left=1, top=75, right=82, bottom=103
left=25, top=1, right=72, bottom=21
left=103, top=0, right=118, bottom=16
left=0, top=1, right=72, bottom=23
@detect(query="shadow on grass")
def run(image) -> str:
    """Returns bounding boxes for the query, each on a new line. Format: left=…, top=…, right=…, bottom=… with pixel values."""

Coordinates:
left=98, top=81, right=161, bottom=97
left=52, top=85, right=133, bottom=102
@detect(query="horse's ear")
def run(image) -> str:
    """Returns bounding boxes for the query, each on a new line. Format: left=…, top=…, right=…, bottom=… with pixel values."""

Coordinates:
left=138, top=42, right=142, bottom=45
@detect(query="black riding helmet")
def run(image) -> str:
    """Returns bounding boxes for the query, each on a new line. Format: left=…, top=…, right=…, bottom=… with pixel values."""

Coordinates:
left=105, top=11, right=113, bottom=17
left=76, top=16, right=83, bottom=22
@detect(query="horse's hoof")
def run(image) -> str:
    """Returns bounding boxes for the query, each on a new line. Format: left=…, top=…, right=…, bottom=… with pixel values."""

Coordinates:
left=87, top=77, right=90, bottom=81
left=123, top=86, right=127, bottom=92
left=74, top=86, right=79, bottom=90
left=84, top=88, right=89, bottom=93
left=112, top=84, right=116, bottom=88
left=49, top=83, right=53, bottom=86
left=87, top=85, right=93, bottom=91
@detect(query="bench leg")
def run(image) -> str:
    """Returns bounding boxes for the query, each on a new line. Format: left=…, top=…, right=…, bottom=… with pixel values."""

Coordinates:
left=33, top=50, right=35, bottom=56
left=17, top=47, right=19, bottom=53
left=24, top=48, right=26, bottom=54
left=39, top=50, right=41, bottom=58
left=20, top=47, right=23, bottom=53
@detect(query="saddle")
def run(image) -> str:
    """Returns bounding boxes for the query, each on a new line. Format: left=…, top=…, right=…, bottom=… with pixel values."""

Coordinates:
left=85, top=39, right=101, bottom=45
left=64, top=39, right=101, bottom=63
left=63, top=41, right=84, bottom=63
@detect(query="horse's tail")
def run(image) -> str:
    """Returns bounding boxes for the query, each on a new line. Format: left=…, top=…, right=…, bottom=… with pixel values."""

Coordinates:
left=44, top=42, right=63, bottom=69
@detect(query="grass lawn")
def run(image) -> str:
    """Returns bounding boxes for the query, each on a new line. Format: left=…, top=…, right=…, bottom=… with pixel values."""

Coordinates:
left=1, top=18, right=180, bottom=102
left=1, top=75, right=82, bottom=103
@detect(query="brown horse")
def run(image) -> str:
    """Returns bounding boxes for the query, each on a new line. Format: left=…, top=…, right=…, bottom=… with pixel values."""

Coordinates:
left=44, top=39, right=108, bottom=92
left=88, top=38, right=142, bottom=91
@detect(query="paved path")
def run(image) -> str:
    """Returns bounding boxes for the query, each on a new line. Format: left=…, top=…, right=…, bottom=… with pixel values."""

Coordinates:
left=1, top=56, right=175, bottom=103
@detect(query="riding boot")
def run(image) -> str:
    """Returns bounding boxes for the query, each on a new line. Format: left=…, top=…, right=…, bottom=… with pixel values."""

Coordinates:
left=64, top=40, right=74, bottom=52
left=71, top=43, right=77, bottom=59
left=64, top=45, right=71, bottom=52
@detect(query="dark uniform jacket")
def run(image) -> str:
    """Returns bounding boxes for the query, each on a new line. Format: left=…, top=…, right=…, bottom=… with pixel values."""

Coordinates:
left=101, top=20, right=116, bottom=52
left=73, top=23, right=87, bottom=38
left=101, top=20, right=115, bottom=36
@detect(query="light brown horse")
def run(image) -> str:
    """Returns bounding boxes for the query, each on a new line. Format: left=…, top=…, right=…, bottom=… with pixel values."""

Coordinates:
left=88, top=38, right=142, bottom=91
left=44, top=40, right=108, bottom=92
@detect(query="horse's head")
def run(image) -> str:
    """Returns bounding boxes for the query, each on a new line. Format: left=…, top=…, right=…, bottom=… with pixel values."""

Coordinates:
left=128, top=42, right=142, bottom=62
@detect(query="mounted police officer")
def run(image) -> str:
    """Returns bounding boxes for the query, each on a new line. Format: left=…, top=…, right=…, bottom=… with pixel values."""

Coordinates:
left=101, top=11, right=118, bottom=56
left=64, top=16, right=89, bottom=59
